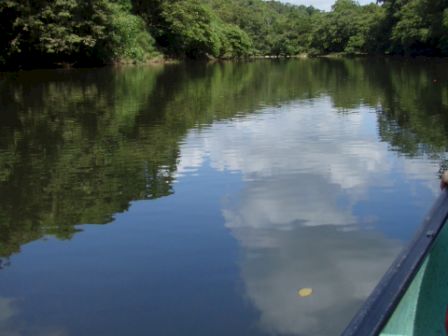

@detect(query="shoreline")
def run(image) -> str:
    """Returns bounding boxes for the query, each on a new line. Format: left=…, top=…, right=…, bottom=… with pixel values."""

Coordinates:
left=1, top=53, right=447, bottom=73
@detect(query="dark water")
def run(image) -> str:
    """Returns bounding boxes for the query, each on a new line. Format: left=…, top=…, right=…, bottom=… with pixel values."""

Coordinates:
left=0, top=58, right=447, bottom=336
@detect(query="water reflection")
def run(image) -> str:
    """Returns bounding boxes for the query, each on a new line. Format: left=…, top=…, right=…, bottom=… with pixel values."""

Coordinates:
left=237, top=227, right=401, bottom=335
left=0, top=298, right=68, bottom=336
left=0, top=58, right=448, bottom=335
left=1, top=59, right=447, bottom=256
left=176, top=98, right=437, bottom=334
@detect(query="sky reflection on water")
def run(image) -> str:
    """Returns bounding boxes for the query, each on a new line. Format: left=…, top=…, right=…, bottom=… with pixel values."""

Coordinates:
left=173, top=98, right=436, bottom=334
left=0, top=59, right=447, bottom=335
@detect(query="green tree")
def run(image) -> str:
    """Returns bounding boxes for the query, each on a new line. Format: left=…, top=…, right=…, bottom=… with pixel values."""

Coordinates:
left=102, top=0, right=157, bottom=62
left=380, top=0, right=448, bottom=55
left=219, top=24, right=253, bottom=57
left=309, top=0, right=386, bottom=55
left=160, top=0, right=221, bottom=57
left=204, top=0, right=316, bottom=56
left=394, top=0, right=448, bottom=55
left=0, top=0, right=156, bottom=68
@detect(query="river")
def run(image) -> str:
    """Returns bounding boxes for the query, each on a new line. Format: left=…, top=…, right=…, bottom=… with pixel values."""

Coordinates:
left=0, top=58, right=447, bottom=335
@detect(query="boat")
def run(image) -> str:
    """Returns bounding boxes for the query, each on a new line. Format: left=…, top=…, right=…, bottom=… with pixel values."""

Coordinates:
left=342, top=180, right=448, bottom=336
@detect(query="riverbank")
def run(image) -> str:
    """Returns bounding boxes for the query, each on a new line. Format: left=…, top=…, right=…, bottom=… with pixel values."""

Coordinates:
left=2, top=52, right=448, bottom=73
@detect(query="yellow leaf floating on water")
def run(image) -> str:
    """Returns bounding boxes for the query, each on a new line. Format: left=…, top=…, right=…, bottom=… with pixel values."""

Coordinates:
left=298, top=288, right=313, bottom=297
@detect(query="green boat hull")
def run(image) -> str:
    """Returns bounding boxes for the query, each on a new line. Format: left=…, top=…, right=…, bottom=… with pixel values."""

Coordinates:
left=381, top=219, right=448, bottom=336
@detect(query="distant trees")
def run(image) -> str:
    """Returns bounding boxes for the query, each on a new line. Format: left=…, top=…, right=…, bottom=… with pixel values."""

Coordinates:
left=154, top=0, right=253, bottom=58
left=0, top=0, right=156, bottom=68
left=308, top=0, right=448, bottom=56
left=1, top=0, right=448, bottom=69
left=309, top=0, right=386, bottom=54
left=387, top=0, right=448, bottom=55
left=204, top=0, right=317, bottom=56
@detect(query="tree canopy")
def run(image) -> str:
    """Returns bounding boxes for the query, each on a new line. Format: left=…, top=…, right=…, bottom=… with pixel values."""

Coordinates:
left=0, top=0, right=447, bottom=68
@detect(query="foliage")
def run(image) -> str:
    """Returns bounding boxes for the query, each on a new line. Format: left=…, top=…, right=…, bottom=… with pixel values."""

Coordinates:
left=158, top=0, right=222, bottom=58
left=134, top=0, right=254, bottom=58
left=105, top=1, right=157, bottom=62
left=377, top=0, right=448, bottom=55
left=219, top=24, right=254, bottom=58
left=1, top=0, right=448, bottom=68
left=309, top=0, right=386, bottom=54
left=204, top=0, right=317, bottom=56
left=0, top=0, right=156, bottom=68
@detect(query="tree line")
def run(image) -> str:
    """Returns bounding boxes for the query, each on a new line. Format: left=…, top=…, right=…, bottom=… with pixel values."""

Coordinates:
left=0, top=0, right=447, bottom=68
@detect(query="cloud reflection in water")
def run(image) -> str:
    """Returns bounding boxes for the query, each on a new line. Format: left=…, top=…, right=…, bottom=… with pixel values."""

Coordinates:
left=175, top=97, right=437, bottom=335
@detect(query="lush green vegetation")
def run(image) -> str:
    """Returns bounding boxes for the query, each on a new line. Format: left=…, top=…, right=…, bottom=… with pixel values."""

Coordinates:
left=0, top=0, right=158, bottom=68
left=1, top=0, right=447, bottom=69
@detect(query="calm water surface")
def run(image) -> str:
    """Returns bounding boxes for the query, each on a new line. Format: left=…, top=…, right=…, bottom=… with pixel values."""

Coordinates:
left=1, top=58, right=448, bottom=335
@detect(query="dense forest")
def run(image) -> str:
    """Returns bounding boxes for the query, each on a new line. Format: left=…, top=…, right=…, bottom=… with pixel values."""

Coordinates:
left=1, top=0, right=448, bottom=69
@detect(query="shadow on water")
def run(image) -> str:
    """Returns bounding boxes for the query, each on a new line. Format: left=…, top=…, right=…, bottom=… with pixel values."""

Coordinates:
left=0, top=57, right=447, bottom=258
